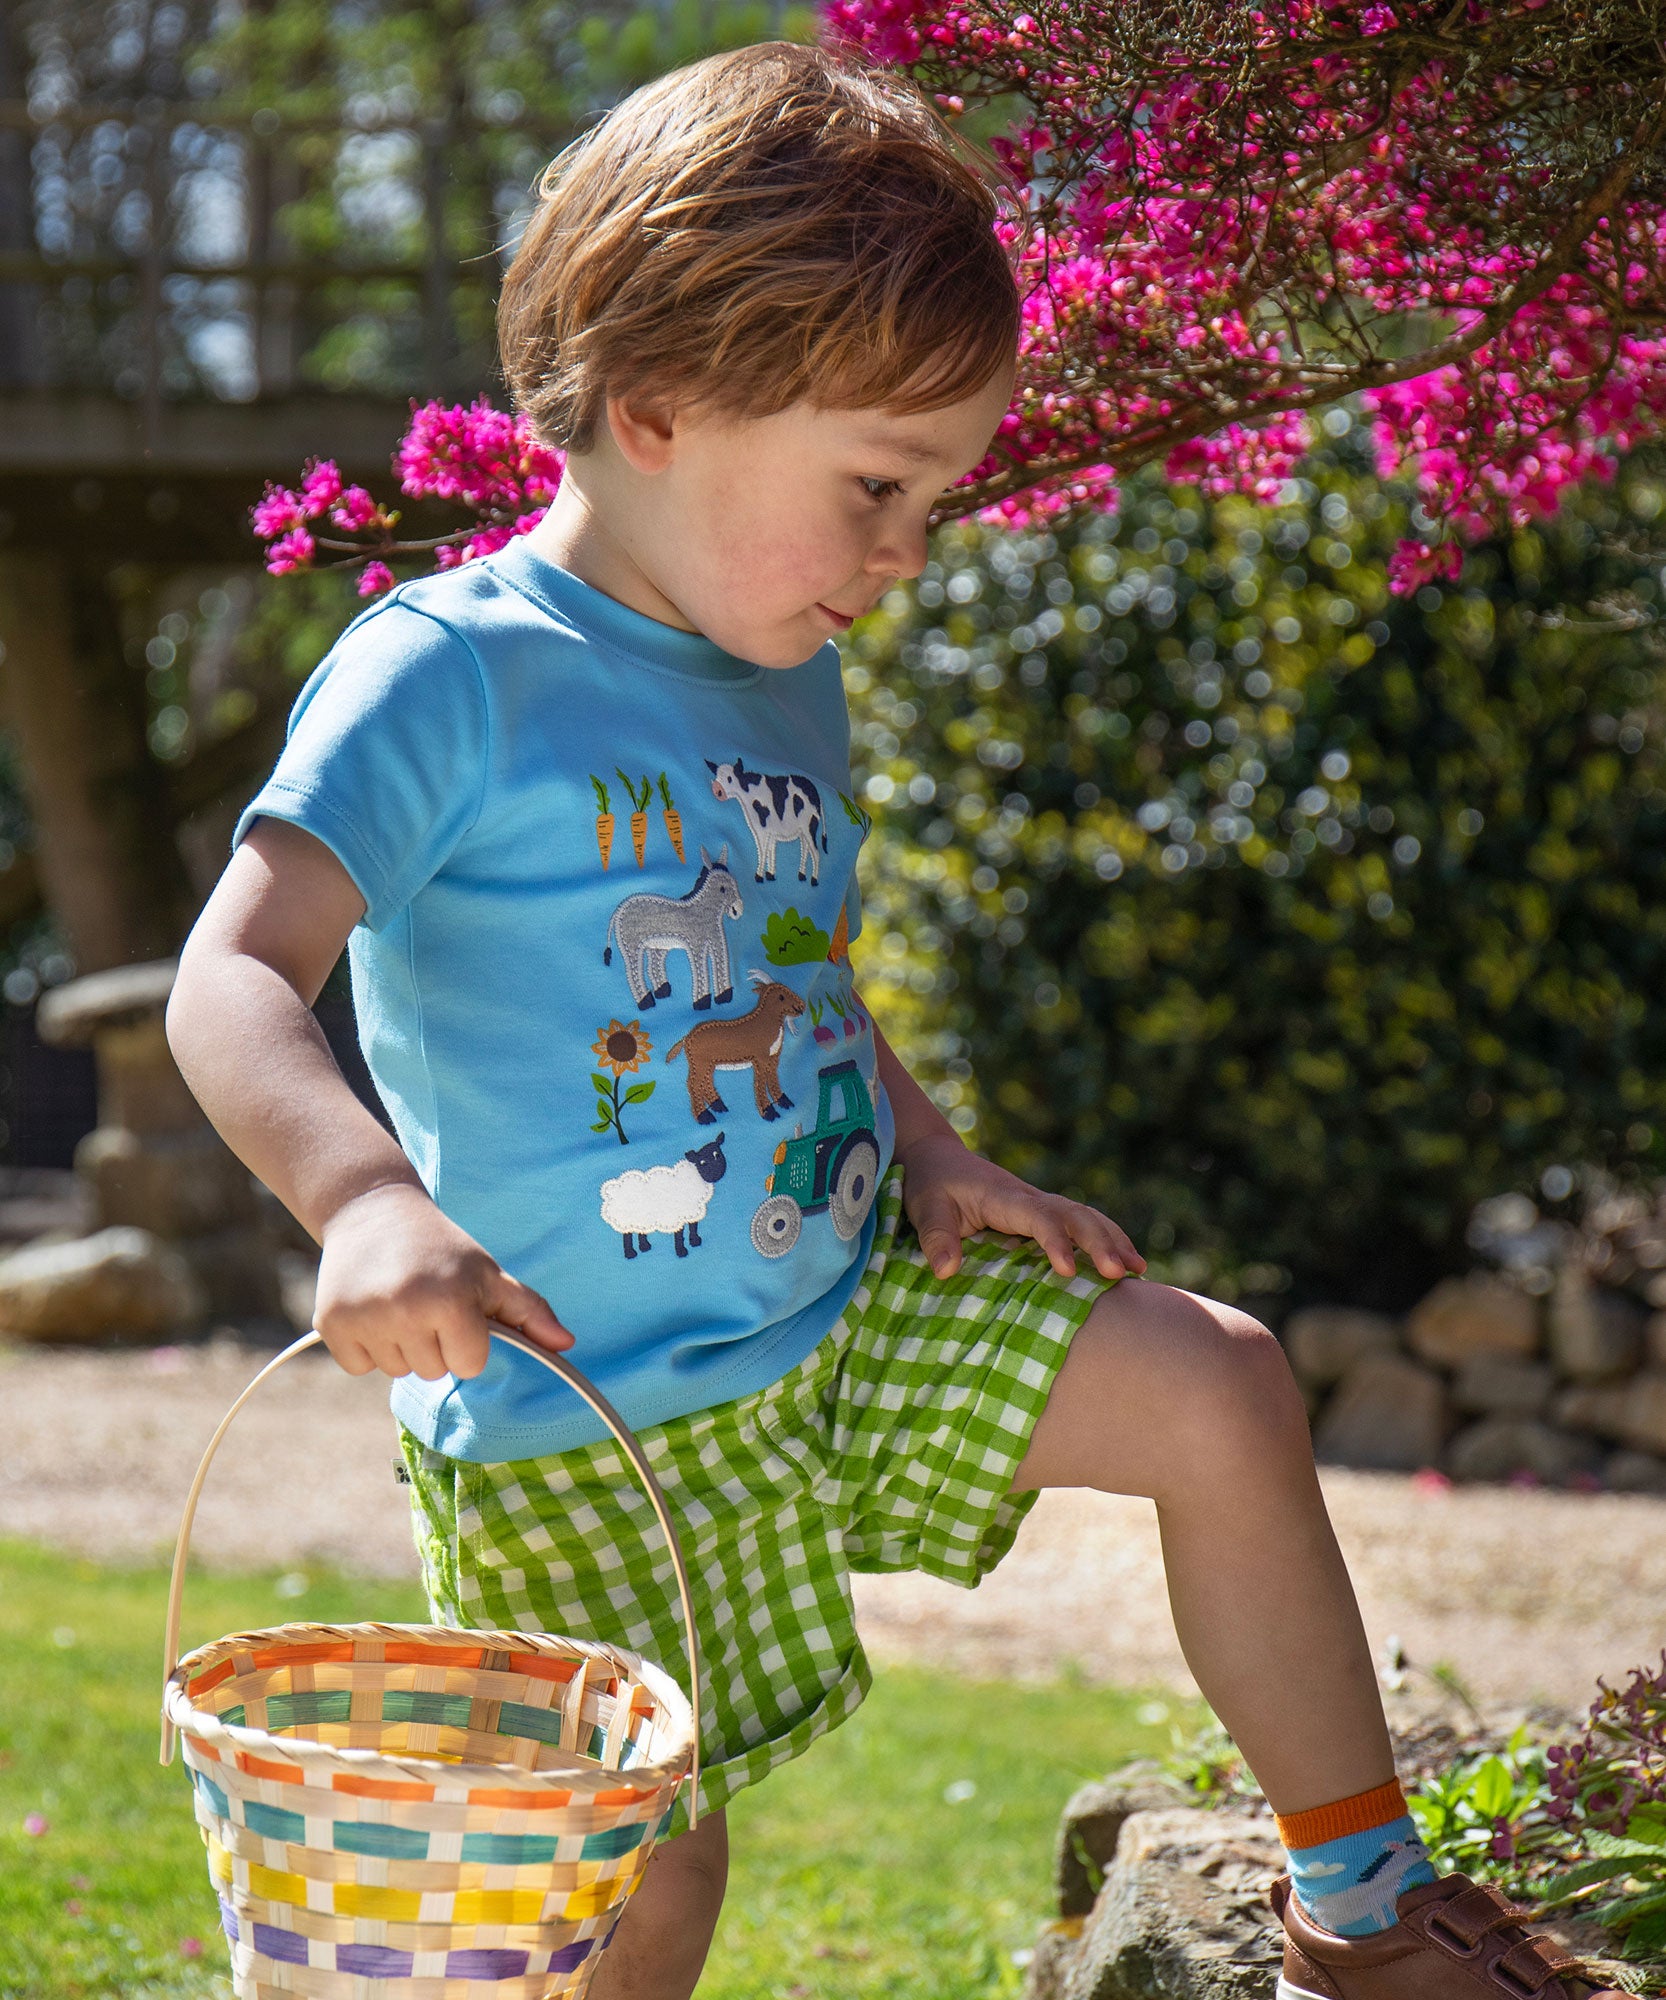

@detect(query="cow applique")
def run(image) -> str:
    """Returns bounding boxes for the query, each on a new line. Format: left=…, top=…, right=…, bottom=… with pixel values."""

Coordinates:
left=706, top=757, right=828, bottom=884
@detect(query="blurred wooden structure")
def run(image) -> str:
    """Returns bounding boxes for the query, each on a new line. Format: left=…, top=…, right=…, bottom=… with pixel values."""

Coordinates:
left=0, top=87, right=569, bottom=975
left=0, top=93, right=569, bottom=552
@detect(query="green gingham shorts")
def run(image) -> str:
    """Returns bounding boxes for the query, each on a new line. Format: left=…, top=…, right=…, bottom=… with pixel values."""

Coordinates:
left=398, top=1162, right=1114, bottom=1839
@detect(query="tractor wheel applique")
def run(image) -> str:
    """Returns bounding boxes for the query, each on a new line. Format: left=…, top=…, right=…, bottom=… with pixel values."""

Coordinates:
left=750, top=1056, right=880, bottom=1258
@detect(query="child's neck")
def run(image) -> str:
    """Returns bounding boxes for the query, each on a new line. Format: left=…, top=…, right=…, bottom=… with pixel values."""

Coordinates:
left=527, top=470, right=701, bottom=638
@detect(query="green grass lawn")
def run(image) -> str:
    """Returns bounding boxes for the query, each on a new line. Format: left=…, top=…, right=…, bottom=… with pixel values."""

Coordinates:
left=0, top=1539, right=1191, bottom=1999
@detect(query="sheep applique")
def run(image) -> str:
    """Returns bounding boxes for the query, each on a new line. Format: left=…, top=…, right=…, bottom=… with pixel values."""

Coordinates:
left=599, top=1131, right=728, bottom=1260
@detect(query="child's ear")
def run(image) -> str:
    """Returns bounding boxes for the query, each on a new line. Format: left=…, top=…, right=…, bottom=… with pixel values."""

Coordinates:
left=604, top=389, right=678, bottom=474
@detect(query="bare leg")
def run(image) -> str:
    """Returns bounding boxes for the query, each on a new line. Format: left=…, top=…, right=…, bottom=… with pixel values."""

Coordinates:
left=587, top=1808, right=728, bottom=2000
left=1009, top=1284, right=1393, bottom=1816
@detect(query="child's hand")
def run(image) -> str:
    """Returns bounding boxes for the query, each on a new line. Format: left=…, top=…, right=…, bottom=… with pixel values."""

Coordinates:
left=314, top=1182, right=573, bottom=1381
left=895, top=1131, right=1146, bottom=1283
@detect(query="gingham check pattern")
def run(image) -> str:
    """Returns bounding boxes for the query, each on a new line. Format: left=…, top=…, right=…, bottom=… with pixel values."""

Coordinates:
left=399, top=1162, right=1113, bottom=1837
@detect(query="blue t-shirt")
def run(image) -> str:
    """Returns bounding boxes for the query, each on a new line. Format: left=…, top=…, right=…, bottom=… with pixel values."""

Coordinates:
left=233, top=535, right=894, bottom=1459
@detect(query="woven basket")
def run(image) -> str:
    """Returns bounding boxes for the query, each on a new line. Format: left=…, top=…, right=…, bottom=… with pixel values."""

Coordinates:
left=161, top=1323, right=701, bottom=1999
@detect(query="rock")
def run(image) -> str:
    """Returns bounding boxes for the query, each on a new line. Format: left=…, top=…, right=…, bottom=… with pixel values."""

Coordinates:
left=1444, top=1418, right=1601, bottom=1486
left=1552, top=1383, right=1631, bottom=1441
left=1450, top=1354, right=1554, bottom=1419
left=1314, top=1354, right=1450, bottom=1471
left=1406, top=1274, right=1539, bottom=1366
left=0, top=1167, right=94, bottom=1248
left=1025, top=1920, right=1090, bottom=2000
left=34, top=959, right=178, bottom=1045
left=1605, top=1448, right=1666, bottom=1496
left=1281, top=1309, right=1399, bottom=1391
left=1053, top=1765, right=1192, bottom=1918
left=74, top=1126, right=257, bottom=1238
left=182, top=1227, right=286, bottom=1320
left=0, top=1225, right=206, bottom=1341
left=1548, top=1265, right=1645, bottom=1382
left=1025, top=1808, right=1284, bottom=2000
left=1616, top=1371, right=1666, bottom=1456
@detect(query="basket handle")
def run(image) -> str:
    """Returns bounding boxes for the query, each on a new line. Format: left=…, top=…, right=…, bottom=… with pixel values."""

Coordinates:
left=159, top=1322, right=702, bottom=1827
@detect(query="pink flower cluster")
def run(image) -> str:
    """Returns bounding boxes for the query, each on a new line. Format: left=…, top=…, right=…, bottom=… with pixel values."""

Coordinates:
left=249, top=398, right=564, bottom=598
left=829, top=0, right=1666, bottom=587
left=253, top=5, right=1666, bottom=597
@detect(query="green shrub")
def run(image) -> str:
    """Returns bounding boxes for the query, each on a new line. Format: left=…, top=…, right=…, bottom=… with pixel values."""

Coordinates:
left=849, top=441, right=1666, bottom=1308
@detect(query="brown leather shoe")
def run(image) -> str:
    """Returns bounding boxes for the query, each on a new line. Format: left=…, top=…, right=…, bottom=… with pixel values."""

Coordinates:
left=1271, top=1870, right=1633, bottom=1998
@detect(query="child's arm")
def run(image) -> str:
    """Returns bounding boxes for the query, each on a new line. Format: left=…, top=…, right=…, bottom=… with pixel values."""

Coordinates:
left=165, top=816, right=572, bottom=1381
left=869, top=1012, right=1146, bottom=1285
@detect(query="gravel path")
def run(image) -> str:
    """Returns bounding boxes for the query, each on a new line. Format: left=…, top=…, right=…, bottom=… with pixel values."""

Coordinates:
left=6, top=1334, right=1665, bottom=1711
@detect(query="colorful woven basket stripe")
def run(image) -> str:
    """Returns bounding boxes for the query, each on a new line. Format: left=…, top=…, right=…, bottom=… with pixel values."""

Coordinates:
left=162, top=1330, right=702, bottom=1999
left=168, top=1624, right=689, bottom=1996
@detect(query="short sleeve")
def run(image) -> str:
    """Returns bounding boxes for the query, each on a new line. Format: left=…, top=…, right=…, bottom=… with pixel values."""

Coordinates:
left=231, top=598, right=489, bottom=933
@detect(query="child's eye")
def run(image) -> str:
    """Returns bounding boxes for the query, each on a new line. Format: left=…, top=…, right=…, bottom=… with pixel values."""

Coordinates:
left=858, top=476, right=905, bottom=503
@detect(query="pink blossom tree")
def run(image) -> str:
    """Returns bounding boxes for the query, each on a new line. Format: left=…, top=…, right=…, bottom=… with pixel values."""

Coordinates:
left=253, top=1, right=1666, bottom=596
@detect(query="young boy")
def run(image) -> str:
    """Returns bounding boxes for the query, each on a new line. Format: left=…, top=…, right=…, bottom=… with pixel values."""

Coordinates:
left=166, top=39, right=1620, bottom=2000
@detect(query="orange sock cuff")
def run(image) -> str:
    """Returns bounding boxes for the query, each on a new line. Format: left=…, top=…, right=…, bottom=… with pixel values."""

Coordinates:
left=1274, top=1778, right=1408, bottom=1853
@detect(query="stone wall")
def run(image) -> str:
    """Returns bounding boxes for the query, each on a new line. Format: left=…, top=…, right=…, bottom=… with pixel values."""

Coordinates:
left=1287, top=1204, right=1666, bottom=1491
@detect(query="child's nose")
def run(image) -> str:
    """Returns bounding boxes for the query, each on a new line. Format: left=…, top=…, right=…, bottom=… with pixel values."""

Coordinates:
left=870, top=524, right=929, bottom=583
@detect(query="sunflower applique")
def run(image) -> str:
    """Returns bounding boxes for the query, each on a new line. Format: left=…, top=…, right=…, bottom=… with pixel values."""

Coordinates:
left=590, top=1019, right=657, bottom=1144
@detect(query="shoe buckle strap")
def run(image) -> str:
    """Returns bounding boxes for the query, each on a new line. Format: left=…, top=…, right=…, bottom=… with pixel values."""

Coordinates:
left=1423, top=1886, right=1526, bottom=1955
left=1493, top=1937, right=1585, bottom=1995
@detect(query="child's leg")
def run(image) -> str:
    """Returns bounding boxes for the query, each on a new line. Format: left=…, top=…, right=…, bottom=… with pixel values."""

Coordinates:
left=1008, top=1281, right=1393, bottom=1817
left=588, top=1808, right=729, bottom=2000
left=1009, top=1286, right=1615, bottom=1990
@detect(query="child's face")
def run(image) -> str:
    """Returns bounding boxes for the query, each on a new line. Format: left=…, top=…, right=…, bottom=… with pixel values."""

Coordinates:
left=598, top=359, right=1018, bottom=669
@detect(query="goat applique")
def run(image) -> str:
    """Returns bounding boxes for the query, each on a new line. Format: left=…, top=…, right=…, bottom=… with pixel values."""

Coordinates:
left=706, top=757, right=828, bottom=884
left=664, top=972, right=808, bottom=1123
left=603, top=844, right=743, bottom=1011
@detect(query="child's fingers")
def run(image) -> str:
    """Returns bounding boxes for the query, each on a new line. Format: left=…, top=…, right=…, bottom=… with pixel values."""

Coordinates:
left=436, top=1312, right=492, bottom=1381
left=1032, top=1213, right=1086, bottom=1278
left=324, top=1331, right=377, bottom=1376
left=1026, top=1201, right=1142, bottom=1281
left=907, top=1185, right=966, bottom=1278
left=399, top=1326, right=454, bottom=1382
left=1071, top=1204, right=1146, bottom=1278
left=484, top=1270, right=575, bottom=1352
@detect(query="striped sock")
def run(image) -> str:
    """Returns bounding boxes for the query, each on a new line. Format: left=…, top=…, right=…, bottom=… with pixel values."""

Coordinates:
left=1275, top=1778, right=1437, bottom=1938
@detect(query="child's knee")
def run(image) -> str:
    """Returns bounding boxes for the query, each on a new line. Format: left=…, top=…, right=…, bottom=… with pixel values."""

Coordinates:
left=1175, top=1300, right=1311, bottom=1473
left=647, top=1808, right=728, bottom=1920
left=1092, top=1282, right=1307, bottom=1473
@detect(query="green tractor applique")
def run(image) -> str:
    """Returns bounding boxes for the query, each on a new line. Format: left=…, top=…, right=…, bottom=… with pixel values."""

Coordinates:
left=750, top=1058, right=881, bottom=1258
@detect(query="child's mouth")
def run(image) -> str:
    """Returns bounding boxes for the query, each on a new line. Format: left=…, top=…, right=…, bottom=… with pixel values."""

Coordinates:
left=816, top=603, right=855, bottom=630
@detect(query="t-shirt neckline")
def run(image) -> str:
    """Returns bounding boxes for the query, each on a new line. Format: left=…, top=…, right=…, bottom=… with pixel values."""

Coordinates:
left=487, top=536, right=766, bottom=686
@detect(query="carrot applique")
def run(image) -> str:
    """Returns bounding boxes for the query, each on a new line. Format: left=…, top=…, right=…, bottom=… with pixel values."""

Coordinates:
left=591, top=775, right=615, bottom=870
left=658, top=771, right=685, bottom=863
left=616, top=769, right=653, bottom=868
